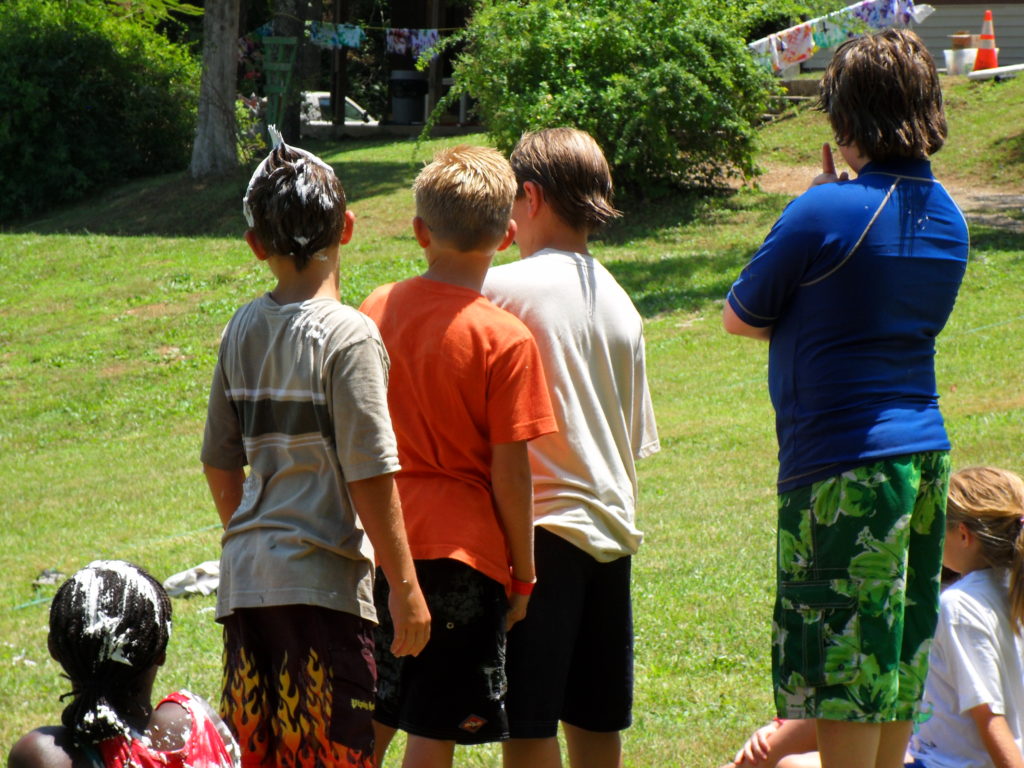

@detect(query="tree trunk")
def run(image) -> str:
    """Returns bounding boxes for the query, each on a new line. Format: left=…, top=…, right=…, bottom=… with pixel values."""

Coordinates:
left=190, top=0, right=241, bottom=178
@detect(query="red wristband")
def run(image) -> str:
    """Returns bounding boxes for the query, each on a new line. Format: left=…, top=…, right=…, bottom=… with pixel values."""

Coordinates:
left=510, top=577, right=536, bottom=596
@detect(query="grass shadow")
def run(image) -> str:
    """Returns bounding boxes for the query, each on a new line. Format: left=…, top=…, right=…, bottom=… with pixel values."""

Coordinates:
left=12, top=138, right=426, bottom=239
left=970, top=225, right=1024, bottom=256
left=606, top=246, right=752, bottom=317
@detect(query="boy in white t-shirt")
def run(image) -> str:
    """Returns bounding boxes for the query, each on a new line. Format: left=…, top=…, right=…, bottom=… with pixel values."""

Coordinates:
left=483, top=127, right=660, bottom=768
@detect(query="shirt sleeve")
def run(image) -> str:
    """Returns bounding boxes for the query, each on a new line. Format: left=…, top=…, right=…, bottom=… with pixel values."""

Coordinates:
left=631, top=332, right=660, bottom=460
left=487, top=335, right=557, bottom=444
left=200, top=354, right=246, bottom=470
left=939, top=609, right=1007, bottom=716
left=326, top=334, right=402, bottom=483
left=726, top=195, right=822, bottom=327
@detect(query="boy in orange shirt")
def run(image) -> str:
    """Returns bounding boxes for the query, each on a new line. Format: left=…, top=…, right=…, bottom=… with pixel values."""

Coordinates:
left=360, top=145, right=556, bottom=768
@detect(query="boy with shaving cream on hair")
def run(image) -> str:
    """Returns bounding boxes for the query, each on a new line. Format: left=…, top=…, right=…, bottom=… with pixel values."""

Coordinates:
left=8, top=560, right=239, bottom=768
left=200, top=131, right=429, bottom=768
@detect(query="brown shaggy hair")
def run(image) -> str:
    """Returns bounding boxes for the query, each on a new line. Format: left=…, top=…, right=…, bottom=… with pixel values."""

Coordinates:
left=819, top=28, right=946, bottom=161
left=245, top=144, right=347, bottom=271
left=510, top=128, right=621, bottom=233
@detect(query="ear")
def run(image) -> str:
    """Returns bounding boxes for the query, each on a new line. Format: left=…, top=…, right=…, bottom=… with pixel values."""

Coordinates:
left=957, top=521, right=974, bottom=545
left=339, top=210, right=356, bottom=246
left=495, top=219, right=517, bottom=253
left=522, top=181, right=544, bottom=218
left=412, top=216, right=432, bottom=248
left=244, top=229, right=270, bottom=261
left=155, top=651, right=167, bottom=668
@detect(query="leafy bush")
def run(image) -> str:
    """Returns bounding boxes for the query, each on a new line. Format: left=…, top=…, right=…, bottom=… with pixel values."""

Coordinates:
left=0, top=1, right=199, bottom=222
left=443, top=0, right=782, bottom=191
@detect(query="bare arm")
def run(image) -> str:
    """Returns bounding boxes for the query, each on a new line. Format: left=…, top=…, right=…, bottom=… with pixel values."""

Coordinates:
left=725, top=719, right=819, bottom=768
left=348, top=473, right=430, bottom=657
left=723, top=301, right=772, bottom=341
left=491, top=440, right=535, bottom=630
left=969, top=704, right=1024, bottom=768
left=203, top=464, right=246, bottom=528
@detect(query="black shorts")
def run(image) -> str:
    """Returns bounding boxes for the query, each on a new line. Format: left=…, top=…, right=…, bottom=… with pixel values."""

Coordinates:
left=374, top=558, right=510, bottom=744
left=220, top=604, right=377, bottom=768
left=505, top=527, right=634, bottom=738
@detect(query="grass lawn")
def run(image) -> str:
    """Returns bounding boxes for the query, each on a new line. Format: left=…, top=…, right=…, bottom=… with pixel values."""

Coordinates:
left=0, top=75, right=1021, bottom=766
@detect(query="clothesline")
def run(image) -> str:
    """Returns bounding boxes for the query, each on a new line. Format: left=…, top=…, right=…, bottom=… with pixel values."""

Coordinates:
left=240, top=20, right=455, bottom=54
left=749, top=0, right=935, bottom=73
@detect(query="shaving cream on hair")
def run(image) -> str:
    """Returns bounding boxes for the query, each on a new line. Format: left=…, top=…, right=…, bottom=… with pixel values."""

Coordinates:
left=242, top=124, right=336, bottom=228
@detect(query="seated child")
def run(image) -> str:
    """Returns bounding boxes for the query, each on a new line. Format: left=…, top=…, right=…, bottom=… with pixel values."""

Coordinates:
left=908, top=466, right=1024, bottom=767
left=722, top=467, right=1024, bottom=768
left=359, top=145, right=557, bottom=768
left=7, top=560, right=239, bottom=768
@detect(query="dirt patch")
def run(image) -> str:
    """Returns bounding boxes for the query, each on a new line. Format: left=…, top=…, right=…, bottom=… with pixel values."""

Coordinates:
left=125, top=303, right=173, bottom=318
left=747, top=162, right=1024, bottom=232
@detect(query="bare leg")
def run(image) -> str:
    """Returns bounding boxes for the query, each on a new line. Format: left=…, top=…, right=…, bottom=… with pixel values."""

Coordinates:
left=563, top=724, right=622, bottom=768
left=876, top=722, right=913, bottom=768
left=777, top=755, right=824, bottom=768
left=373, top=720, right=397, bottom=767
left=816, top=720, right=880, bottom=768
left=503, top=737, right=562, bottom=768
left=401, top=735, right=455, bottom=768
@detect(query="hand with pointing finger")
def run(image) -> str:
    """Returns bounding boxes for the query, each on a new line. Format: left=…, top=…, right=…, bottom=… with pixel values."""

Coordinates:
left=809, top=142, right=850, bottom=189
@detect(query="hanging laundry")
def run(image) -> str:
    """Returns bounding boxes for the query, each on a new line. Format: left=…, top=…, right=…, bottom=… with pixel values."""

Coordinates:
left=748, top=36, right=777, bottom=71
left=387, top=27, right=411, bottom=56
left=307, top=20, right=366, bottom=50
left=813, top=17, right=856, bottom=50
left=775, top=23, right=816, bottom=69
left=410, top=28, right=441, bottom=59
left=748, top=0, right=935, bottom=72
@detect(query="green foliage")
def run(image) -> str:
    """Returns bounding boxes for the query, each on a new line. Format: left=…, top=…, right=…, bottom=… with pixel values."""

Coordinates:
left=711, top=0, right=849, bottom=41
left=444, top=0, right=779, bottom=190
left=0, top=0, right=199, bottom=222
left=75, top=0, right=204, bottom=27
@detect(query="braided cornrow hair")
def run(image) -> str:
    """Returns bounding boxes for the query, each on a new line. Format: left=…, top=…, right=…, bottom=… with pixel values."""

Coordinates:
left=947, top=467, right=1024, bottom=634
left=49, top=560, right=172, bottom=747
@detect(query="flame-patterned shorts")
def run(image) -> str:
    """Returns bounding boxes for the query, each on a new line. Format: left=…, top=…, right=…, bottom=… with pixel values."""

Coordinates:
left=221, top=605, right=377, bottom=768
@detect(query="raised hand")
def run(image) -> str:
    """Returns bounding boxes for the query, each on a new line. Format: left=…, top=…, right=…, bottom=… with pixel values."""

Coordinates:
left=809, top=142, right=850, bottom=188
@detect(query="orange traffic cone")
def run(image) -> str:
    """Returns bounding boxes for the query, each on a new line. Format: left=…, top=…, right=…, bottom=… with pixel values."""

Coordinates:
left=974, top=10, right=999, bottom=71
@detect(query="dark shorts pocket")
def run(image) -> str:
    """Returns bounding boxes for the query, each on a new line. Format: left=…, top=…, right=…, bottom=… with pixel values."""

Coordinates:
left=776, top=579, right=859, bottom=687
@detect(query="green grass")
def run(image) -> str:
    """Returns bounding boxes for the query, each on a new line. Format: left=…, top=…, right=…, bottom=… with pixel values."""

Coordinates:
left=1, top=75, right=1022, bottom=766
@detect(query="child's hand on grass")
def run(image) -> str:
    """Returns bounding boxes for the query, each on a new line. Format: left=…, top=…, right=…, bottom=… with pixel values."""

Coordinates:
left=733, top=719, right=782, bottom=766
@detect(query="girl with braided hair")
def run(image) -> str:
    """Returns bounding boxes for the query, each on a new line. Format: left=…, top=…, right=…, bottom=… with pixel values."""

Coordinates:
left=7, top=560, right=238, bottom=768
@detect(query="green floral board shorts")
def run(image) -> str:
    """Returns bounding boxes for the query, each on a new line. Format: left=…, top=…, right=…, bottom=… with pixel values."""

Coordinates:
left=773, top=452, right=950, bottom=723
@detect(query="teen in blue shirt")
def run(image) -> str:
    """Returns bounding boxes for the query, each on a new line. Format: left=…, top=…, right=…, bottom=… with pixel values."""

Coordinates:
left=724, top=29, right=968, bottom=768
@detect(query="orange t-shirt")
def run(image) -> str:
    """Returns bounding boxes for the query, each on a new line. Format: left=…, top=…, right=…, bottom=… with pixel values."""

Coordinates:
left=360, top=277, right=556, bottom=589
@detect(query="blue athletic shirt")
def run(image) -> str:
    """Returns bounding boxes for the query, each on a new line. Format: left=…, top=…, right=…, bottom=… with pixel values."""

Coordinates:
left=727, top=158, right=968, bottom=492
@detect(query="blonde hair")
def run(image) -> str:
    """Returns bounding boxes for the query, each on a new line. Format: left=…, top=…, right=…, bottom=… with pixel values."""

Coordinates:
left=510, top=128, right=621, bottom=233
left=947, top=467, right=1024, bottom=633
left=413, top=145, right=516, bottom=252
